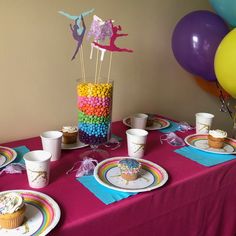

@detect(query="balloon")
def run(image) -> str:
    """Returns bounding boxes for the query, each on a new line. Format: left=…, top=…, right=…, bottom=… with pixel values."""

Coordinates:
left=209, top=0, right=236, bottom=27
left=172, top=10, right=229, bottom=81
left=193, top=76, right=230, bottom=98
left=215, top=28, right=236, bottom=99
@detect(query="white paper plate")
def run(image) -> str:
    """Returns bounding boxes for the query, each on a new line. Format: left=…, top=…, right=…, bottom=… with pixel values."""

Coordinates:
left=94, top=157, right=168, bottom=192
left=184, top=134, right=236, bottom=154
left=0, top=146, right=17, bottom=169
left=123, top=116, right=170, bottom=130
left=0, top=190, right=61, bottom=235
left=61, top=140, right=88, bottom=150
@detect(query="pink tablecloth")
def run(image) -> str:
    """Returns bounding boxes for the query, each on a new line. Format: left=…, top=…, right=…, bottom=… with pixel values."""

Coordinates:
left=1, top=121, right=236, bottom=236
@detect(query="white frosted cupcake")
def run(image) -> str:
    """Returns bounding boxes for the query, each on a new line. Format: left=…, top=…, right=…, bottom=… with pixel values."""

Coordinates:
left=62, top=126, right=78, bottom=144
left=0, top=192, right=26, bottom=229
left=208, top=129, right=227, bottom=149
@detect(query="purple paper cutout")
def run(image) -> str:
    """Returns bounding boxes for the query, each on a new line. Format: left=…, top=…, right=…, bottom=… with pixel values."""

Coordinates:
left=70, top=16, right=86, bottom=60
left=93, top=21, right=133, bottom=53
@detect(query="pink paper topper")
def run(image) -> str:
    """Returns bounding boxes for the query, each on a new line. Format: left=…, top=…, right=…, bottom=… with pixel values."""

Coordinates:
left=92, top=20, right=133, bottom=53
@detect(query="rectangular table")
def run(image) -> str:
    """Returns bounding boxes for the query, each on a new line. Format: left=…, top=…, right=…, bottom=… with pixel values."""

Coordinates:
left=1, top=120, right=236, bottom=236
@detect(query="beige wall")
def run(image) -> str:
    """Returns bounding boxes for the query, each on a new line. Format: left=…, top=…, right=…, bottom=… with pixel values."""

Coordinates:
left=0, top=0, right=233, bottom=143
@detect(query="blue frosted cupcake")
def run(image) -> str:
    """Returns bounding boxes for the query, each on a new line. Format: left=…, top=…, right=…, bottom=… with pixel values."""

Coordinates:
left=118, top=158, right=141, bottom=181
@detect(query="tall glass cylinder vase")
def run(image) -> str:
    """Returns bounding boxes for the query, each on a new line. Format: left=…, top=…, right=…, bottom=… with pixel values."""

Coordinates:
left=77, top=80, right=113, bottom=160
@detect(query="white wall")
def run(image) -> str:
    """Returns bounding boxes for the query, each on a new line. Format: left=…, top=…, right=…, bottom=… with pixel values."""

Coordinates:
left=0, top=0, right=233, bottom=143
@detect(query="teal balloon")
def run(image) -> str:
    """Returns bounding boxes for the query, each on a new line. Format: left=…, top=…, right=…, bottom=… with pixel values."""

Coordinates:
left=209, top=0, right=236, bottom=27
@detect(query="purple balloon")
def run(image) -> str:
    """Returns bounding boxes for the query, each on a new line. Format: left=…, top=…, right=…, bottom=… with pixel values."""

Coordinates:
left=172, top=10, right=229, bottom=81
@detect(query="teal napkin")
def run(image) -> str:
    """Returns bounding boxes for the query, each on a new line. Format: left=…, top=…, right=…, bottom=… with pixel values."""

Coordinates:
left=159, top=120, right=180, bottom=133
left=77, top=175, right=137, bottom=205
left=175, top=146, right=236, bottom=167
left=13, top=146, right=30, bottom=164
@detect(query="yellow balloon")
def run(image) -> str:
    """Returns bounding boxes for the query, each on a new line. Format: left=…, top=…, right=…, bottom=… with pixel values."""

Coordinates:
left=215, top=28, right=236, bottom=98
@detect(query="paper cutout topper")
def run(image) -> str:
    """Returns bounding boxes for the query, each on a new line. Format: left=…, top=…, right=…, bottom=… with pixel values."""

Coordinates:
left=92, top=20, right=133, bottom=53
left=87, top=15, right=113, bottom=42
left=59, top=9, right=133, bottom=61
left=87, top=15, right=114, bottom=61
left=70, top=16, right=86, bottom=60
left=59, top=9, right=94, bottom=60
left=58, top=9, right=94, bottom=35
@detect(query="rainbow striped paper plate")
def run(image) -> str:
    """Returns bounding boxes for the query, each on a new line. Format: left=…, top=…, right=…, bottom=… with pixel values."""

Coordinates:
left=0, top=190, right=60, bottom=235
left=0, top=146, right=17, bottom=169
left=94, top=157, right=168, bottom=192
left=123, top=116, right=170, bottom=130
left=185, top=134, right=236, bottom=154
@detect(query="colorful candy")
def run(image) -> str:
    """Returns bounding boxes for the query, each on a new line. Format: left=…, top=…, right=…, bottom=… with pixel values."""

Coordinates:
left=77, top=82, right=113, bottom=145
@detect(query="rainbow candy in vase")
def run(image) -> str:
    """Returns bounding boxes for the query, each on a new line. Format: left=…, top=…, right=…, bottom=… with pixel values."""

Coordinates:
left=77, top=82, right=113, bottom=145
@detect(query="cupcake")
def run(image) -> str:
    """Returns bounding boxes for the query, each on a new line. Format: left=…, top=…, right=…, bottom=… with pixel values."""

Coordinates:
left=146, top=115, right=155, bottom=127
left=0, top=192, right=26, bottom=229
left=118, top=158, right=141, bottom=181
left=208, top=129, right=227, bottom=149
left=62, top=126, right=78, bottom=144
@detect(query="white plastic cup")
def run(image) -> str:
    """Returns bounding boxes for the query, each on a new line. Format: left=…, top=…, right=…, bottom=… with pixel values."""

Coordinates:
left=23, top=150, right=51, bottom=188
left=195, top=112, right=214, bottom=134
left=131, top=113, right=148, bottom=129
left=126, top=128, right=148, bottom=158
left=40, top=131, right=62, bottom=161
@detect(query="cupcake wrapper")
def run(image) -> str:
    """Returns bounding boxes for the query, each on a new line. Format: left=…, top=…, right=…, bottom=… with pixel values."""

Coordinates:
left=121, top=173, right=138, bottom=181
left=0, top=205, right=25, bottom=229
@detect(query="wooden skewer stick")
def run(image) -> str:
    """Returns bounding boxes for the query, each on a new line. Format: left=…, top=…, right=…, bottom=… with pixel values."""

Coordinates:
left=81, top=44, right=86, bottom=82
left=107, top=52, right=113, bottom=83
left=79, top=49, right=84, bottom=82
left=95, top=47, right=99, bottom=83
left=97, top=59, right=103, bottom=83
